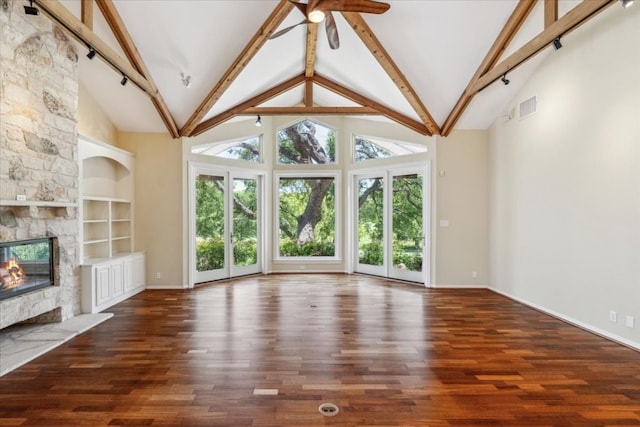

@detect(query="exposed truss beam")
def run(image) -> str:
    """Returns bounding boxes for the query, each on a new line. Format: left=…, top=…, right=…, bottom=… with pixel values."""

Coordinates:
left=96, top=0, right=179, bottom=138
left=182, top=0, right=294, bottom=137
left=305, top=23, right=318, bottom=78
left=191, top=74, right=307, bottom=137
left=33, top=0, right=155, bottom=96
left=545, top=0, right=558, bottom=28
left=342, top=12, right=439, bottom=136
left=472, top=0, right=615, bottom=94
left=442, top=0, right=536, bottom=136
left=314, top=74, right=430, bottom=135
left=244, top=106, right=379, bottom=115
left=81, top=0, right=92, bottom=29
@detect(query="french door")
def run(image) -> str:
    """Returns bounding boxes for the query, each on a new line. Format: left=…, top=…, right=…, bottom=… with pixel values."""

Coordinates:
left=189, top=164, right=262, bottom=285
left=354, top=165, right=429, bottom=284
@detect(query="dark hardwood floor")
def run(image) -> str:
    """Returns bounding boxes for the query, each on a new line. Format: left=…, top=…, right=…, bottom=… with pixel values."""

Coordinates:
left=1, top=274, right=639, bottom=426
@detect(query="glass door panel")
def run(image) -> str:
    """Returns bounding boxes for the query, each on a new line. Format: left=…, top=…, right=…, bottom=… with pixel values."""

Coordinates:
left=353, top=169, right=427, bottom=284
left=356, top=176, right=385, bottom=276
left=231, top=177, right=260, bottom=276
left=195, top=173, right=226, bottom=283
left=390, top=173, right=424, bottom=282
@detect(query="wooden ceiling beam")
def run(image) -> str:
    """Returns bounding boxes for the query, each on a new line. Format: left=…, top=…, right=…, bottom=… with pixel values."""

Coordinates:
left=314, top=74, right=430, bottom=135
left=472, top=0, right=615, bottom=94
left=304, top=80, right=314, bottom=107
left=32, top=0, right=155, bottom=96
left=305, top=23, right=318, bottom=78
left=244, top=106, right=379, bottom=115
left=191, top=74, right=307, bottom=137
left=342, top=12, right=439, bottom=135
left=81, top=0, right=93, bottom=30
left=441, top=0, right=536, bottom=136
left=545, top=0, right=559, bottom=28
left=182, top=0, right=294, bottom=137
left=95, top=0, right=179, bottom=138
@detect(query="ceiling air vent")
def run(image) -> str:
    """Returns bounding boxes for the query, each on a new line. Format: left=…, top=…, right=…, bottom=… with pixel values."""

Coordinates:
left=519, top=96, right=537, bottom=120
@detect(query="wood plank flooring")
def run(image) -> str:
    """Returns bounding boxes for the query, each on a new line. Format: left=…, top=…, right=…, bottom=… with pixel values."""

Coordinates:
left=1, top=274, right=639, bottom=426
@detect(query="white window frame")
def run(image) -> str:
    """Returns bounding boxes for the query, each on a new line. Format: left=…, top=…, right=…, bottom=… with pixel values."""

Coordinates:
left=274, top=171, right=342, bottom=263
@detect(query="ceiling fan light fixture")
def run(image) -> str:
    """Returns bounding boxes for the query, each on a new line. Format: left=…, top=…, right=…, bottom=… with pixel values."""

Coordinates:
left=308, top=9, right=325, bottom=23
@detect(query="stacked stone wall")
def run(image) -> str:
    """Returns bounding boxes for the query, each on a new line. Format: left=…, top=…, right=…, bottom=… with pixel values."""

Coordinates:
left=0, top=0, right=81, bottom=328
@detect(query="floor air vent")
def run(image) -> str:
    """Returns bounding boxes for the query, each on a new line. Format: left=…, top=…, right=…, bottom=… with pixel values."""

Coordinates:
left=519, top=96, right=537, bottom=120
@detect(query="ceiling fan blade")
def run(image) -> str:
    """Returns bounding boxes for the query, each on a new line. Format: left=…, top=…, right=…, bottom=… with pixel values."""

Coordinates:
left=288, top=0, right=309, bottom=16
left=325, top=12, right=340, bottom=50
left=318, top=0, right=390, bottom=14
left=270, top=19, right=309, bottom=40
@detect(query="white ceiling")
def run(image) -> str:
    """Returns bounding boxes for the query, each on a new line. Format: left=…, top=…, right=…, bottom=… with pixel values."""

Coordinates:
left=59, top=0, right=585, bottom=136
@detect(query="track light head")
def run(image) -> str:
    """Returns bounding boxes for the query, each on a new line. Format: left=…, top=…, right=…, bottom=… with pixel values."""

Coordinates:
left=120, top=75, right=128, bottom=86
left=24, top=0, right=38, bottom=15
left=552, top=37, right=563, bottom=50
left=86, top=47, right=96, bottom=60
left=255, top=115, right=262, bottom=127
left=620, top=0, right=634, bottom=8
left=501, top=74, right=510, bottom=85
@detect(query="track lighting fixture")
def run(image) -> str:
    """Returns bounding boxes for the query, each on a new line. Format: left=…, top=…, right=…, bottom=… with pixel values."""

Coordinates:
left=86, top=47, right=96, bottom=60
left=255, top=115, right=262, bottom=127
left=181, top=73, right=192, bottom=88
left=552, top=37, right=563, bottom=50
left=24, top=0, right=38, bottom=15
left=120, top=74, right=128, bottom=86
left=620, top=0, right=634, bottom=7
left=501, top=74, right=510, bottom=85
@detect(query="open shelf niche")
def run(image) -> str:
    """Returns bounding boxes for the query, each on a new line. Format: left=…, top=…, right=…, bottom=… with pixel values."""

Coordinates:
left=78, top=136, right=145, bottom=313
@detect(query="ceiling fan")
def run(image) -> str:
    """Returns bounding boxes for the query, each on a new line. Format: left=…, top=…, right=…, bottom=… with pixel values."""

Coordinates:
left=270, top=0, right=391, bottom=49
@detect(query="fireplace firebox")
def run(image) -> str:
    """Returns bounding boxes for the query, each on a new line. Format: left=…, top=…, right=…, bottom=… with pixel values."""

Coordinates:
left=0, top=237, right=57, bottom=301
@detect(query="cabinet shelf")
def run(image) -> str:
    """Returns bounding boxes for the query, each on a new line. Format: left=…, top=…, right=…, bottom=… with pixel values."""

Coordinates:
left=84, top=219, right=109, bottom=224
left=84, top=239, right=109, bottom=245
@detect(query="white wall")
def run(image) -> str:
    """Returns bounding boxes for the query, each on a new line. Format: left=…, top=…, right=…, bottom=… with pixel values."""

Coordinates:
left=490, top=4, right=640, bottom=348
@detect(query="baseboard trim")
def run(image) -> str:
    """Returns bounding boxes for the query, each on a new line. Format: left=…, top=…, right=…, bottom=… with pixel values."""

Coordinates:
left=490, top=287, right=640, bottom=352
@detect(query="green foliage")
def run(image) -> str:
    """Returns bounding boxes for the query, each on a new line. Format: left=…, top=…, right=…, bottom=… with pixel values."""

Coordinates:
left=196, top=238, right=224, bottom=271
left=233, top=238, right=257, bottom=266
left=10, top=242, right=50, bottom=260
left=359, top=241, right=383, bottom=265
left=279, top=239, right=335, bottom=257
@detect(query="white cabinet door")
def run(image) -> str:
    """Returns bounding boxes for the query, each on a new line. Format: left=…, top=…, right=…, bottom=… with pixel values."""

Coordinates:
left=111, top=261, right=124, bottom=297
left=133, top=254, right=145, bottom=289
left=123, top=257, right=133, bottom=292
left=95, top=265, right=111, bottom=306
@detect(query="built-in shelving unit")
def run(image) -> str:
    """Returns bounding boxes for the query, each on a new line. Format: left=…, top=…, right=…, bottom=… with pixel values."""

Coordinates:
left=78, top=136, right=145, bottom=313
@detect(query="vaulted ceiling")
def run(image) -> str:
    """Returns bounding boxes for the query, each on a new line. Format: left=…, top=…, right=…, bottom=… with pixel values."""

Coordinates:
left=41, top=0, right=617, bottom=139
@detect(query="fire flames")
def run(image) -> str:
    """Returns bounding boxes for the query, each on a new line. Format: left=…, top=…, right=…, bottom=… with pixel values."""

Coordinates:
left=1, top=258, right=26, bottom=289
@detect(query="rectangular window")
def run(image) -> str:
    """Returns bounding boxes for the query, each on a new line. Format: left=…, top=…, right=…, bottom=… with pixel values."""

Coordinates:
left=278, top=176, right=336, bottom=257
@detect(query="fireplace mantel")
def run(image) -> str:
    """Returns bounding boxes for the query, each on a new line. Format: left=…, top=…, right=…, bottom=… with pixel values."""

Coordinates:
left=0, top=200, right=77, bottom=208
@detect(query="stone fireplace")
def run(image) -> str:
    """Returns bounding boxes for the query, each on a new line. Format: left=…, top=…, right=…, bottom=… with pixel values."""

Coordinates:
left=0, top=0, right=81, bottom=330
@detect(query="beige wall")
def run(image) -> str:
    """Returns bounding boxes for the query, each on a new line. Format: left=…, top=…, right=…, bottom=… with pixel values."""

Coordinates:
left=78, top=83, right=117, bottom=146
left=489, top=4, right=640, bottom=348
left=435, top=130, right=489, bottom=287
left=118, top=132, right=183, bottom=288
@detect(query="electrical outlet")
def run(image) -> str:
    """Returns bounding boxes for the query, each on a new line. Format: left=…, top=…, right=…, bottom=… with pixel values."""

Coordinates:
left=16, top=194, right=26, bottom=201
left=156, top=272, right=161, bottom=279
left=609, top=310, right=617, bottom=323
left=626, top=316, right=634, bottom=328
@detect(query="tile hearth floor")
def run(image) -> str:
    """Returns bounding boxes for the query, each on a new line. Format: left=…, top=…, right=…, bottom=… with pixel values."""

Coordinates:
left=0, top=313, right=112, bottom=376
